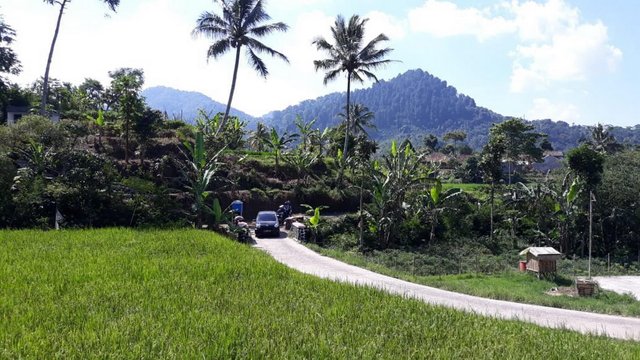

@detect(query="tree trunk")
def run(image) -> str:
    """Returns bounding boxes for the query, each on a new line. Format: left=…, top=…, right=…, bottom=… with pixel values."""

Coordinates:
left=490, top=183, right=495, bottom=243
left=338, top=74, right=352, bottom=183
left=41, top=0, right=68, bottom=115
left=125, top=117, right=130, bottom=164
left=358, top=175, right=364, bottom=251
left=430, top=213, right=437, bottom=243
left=588, top=190, right=593, bottom=279
left=343, top=74, right=352, bottom=158
left=216, top=46, right=242, bottom=137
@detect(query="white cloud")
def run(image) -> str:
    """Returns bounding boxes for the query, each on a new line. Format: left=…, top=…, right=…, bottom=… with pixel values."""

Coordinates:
left=508, top=3, right=622, bottom=92
left=365, top=11, right=407, bottom=41
left=527, top=98, right=581, bottom=123
left=408, top=0, right=622, bottom=93
left=408, top=0, right=514, bottom=41
left=510, top=0, right=579, bottom=42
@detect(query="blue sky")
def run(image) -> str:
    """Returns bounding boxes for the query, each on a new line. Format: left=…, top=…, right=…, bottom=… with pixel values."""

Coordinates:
left=2, top=0, right=638, bottom=126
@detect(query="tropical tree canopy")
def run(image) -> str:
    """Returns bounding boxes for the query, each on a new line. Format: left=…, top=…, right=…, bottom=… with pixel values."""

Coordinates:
left=193, top=0, right=289, bottom=135
left=0, top=16, right=21, bottom=80
left=567, top=144, right=605, bottom=190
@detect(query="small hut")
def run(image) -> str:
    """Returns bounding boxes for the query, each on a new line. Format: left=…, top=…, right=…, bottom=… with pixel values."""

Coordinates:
left=519, top=247, right=562, bottom=277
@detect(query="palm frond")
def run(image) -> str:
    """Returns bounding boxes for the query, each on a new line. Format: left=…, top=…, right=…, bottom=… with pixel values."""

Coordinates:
left=250, top=22, right=289, bottom=37
left=323, top=69, right=342, bottom=85
left=192, top=12, right=229, bottom=38
left=359, top=33, right=390, bottom=56
left=103, top=0, right=120, bottom=12
left=246, top=47, right=268, bottom=77
left=313, top=58, right=340, bottom=71
left=355, top=69, right=378, bottom=82
left=207, top=39, right=232, bottom=60
left=243, top=0, right=271, bottom=29
left=350, top=71, right=365, bottom=84
left=361, top=48, right=395, bottom=64
left=245, top=37, right=289, bottom=63
left=312, top=37, right=333, bottom=51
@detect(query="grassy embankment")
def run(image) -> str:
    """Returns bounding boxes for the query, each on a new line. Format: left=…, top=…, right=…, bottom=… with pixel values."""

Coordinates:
left=307, top=245, right=640, bottom=317
left=1, top=229, right=639, bottom=358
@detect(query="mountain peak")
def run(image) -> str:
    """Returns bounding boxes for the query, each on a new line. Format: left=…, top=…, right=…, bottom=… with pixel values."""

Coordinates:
left=142, top=86, right=256, bottom=124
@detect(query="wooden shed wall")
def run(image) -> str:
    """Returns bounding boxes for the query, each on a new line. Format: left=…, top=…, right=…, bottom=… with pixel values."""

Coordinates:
left=525, top=254, right=557, bottom=273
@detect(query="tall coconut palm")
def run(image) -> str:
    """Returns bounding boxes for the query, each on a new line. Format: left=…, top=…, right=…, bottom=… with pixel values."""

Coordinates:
left=41, top=0, right=120, bottom=115
left=193, top=0, right=289, bottom=136
left=313, top=14, right=393, bottom=161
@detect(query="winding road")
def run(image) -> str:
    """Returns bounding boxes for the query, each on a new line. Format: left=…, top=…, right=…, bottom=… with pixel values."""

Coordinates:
left=253, top=235, right=640, bottom=341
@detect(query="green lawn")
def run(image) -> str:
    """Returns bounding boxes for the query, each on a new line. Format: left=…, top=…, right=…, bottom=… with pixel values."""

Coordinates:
left=308, top=246, right=640, bottom=317
left=1, top=229, right=639, bottom=358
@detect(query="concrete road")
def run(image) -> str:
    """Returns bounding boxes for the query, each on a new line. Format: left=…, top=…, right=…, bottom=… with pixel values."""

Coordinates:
left=254, top=234, right=640, bottom=341
left=594, top=276, right=640, bottom=300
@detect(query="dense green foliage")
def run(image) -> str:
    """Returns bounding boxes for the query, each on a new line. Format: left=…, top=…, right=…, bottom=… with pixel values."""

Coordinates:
left=1, top=229, right=639, bottom=358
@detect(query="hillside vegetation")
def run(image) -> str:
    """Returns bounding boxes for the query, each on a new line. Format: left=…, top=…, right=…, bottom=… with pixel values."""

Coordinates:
left=1, top=229, right=639, bottom=358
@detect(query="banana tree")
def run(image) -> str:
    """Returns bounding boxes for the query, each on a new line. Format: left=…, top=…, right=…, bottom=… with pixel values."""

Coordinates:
left=366, top=140, right=431, bottom=247
left=179, top=131, right=224, bottom=228
left=87, top=109, right=104, bottom=151
left=423, top=179, right=461, bottom=243
left=504, top=181, right=557, bottom=248
left=264, top=127, right=298, bottom=174
left=301, top=204, right=326, bottom=243
left=294, top=116, right=317, bottom=153
left=284, top=147, right=319, bottom=183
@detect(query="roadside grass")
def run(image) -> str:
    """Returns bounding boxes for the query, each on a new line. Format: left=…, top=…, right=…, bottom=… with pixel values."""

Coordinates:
left=1, top=229, right=639, bottom=358
left=308, top=245, right=640, bottom=317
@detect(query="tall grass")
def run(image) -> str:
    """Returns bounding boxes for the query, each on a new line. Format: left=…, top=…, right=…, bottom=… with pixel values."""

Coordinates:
left=1, top=229, right=639, bottom=358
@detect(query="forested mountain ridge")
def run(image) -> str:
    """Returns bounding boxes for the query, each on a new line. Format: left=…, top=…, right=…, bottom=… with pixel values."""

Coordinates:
left=142, top=86, right=256, bottom=124
left=263, top=69, right=640, bottom=150
left=264, top=69, right=503, bottom=149
left=143, top=71, right=640, bottom=150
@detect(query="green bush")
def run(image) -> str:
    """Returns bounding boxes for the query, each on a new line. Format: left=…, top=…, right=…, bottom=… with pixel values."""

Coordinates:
left=0, top=155, right=16, bottom=226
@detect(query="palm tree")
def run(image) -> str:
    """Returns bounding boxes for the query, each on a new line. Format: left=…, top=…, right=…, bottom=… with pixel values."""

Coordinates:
left=312, top=14, right=393, bottom=160
left=248, top=122, right=268, bottom=151
left=41, top=0, right=120, bottom=115
left=338, top=103, right=376, bottom=137
left=193, top=0, right=289, bottom=136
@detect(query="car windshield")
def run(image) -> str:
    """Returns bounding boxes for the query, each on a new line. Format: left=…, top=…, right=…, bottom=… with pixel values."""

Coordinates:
left=258, top=213, right=277, bottom=222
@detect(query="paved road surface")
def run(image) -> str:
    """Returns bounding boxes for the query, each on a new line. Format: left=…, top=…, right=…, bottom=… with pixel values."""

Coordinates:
left=253, top=235, right=640, bottom=341
left=594, top=276, right=640, bottom=300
